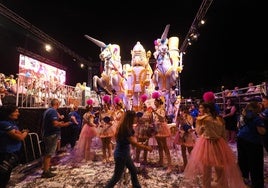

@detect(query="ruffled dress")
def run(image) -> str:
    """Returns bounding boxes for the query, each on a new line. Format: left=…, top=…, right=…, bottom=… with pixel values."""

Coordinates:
left=153, top=107, right=171, bottom=138
left=74, top=112, right=97, bottom=160
left=98, top=110, right=115, bottom=138
left=135, top=110, right=153, bottom=139
left=183, top=114, right=246, bottom=188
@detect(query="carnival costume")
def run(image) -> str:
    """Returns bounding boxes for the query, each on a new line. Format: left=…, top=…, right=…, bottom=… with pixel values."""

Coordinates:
left=153, top=106, right=171, bottom=138
left=75, top=100, right=97, bottom=162
left=184, top=114, right=246, bottom=188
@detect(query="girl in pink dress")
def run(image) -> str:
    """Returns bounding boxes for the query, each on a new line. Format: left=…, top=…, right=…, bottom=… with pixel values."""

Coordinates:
left=75, top=99, right=98, bottom=162
left=183, top=102, right=246, bottom=188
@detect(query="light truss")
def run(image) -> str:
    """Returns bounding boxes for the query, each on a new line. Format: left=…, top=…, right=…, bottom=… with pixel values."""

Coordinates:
left=179, top=0, right=214, bottom=53
left=0, top=3, right=92, bottom=66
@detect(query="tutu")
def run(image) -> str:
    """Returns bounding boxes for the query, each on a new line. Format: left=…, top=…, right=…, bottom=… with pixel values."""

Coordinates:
left=184, top=136, right=246, bottom=188
left=155, top=122, right=171, bottom=138
left=98, top=122, right=115, bottom=138
left=74, top=123, right=97, bottom=161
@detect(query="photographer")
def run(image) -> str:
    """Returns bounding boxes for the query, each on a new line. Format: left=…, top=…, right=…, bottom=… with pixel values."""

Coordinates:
left=0, top=105, right=29, bottom=188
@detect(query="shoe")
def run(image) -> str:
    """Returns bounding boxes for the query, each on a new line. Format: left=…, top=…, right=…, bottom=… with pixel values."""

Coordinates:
left=102, top=159, right=107, bottom=164
left=49, top=166, right=57, bottom=171
left=166, top=167, right=172, bottom=174
left=41, top=171, right=57, bottom=178
left=108, top=157, right=113, bottom=162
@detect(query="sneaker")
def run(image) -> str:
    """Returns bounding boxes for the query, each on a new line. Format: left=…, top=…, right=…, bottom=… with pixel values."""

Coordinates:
left=49, top=166, right=57, bottom=171
left=41, top=171, right=57, bottom=178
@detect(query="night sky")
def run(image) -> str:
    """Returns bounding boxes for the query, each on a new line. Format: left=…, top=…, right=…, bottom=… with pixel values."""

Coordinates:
left=0, top=0, right=266, bottom=98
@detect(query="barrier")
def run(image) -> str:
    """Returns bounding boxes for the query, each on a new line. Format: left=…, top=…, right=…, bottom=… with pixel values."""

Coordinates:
left=21, top=132, right=42, bottom=164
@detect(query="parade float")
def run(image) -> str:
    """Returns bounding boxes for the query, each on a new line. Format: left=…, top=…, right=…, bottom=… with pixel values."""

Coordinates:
left=84, top=24, right=183, bottom=115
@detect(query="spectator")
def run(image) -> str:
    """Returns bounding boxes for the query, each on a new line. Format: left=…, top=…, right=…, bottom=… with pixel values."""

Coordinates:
left=189, top=103, right=199, bottom=128
left=0, top=105, right=29, bottom=188
left=223, top=98, right=238, bottom=144
left=260, top=95, right=268, bottom=152
left=237, top=101, right=266, bottom=187
left=246, top=82, right=255, bottom=93
left=231, top=86, right=242, bottom=96
left=67, top=104, right=82, bottom=149
left=41, top=98, right=72, bottom=178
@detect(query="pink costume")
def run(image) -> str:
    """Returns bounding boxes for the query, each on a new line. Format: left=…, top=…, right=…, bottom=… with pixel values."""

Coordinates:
left=153, top=107, right=171, bottom=138
left=75, top=111, right=97, bottom=161
left=183, top=114, right=246, bottom=188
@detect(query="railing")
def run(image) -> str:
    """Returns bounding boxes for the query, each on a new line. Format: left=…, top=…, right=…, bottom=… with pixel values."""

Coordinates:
left=21, top=132, right=42, bottom=164
left=0, top=73, right=101, bottom=108
left=214, top=82, right=267, bottom=112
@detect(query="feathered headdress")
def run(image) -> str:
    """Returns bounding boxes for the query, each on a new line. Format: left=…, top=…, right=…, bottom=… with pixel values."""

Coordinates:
left=113, top=96, right=121, bottom=104
left=152, top=91, right=161, bottom=99
left=203, top=91, right=215, bottom=102
left=102, top=95, right=111, bottom=104
left=86, top=98, right=94, bottom=106
left=140, top=94, right=148, bottom=103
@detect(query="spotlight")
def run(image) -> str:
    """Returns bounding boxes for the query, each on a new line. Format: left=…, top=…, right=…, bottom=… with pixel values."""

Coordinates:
left=44, top=44, right=52, bottom=52
left=189, top=32, right=200, bottom=41
left=198, top=19, right=206, bottom=27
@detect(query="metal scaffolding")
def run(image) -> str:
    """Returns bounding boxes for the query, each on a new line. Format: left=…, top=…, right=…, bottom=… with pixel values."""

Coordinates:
left=0, top=3, right=92, bottom=67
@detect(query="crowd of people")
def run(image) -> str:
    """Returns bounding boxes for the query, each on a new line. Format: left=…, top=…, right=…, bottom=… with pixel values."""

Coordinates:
left=1, top=84, right=268, bottom=187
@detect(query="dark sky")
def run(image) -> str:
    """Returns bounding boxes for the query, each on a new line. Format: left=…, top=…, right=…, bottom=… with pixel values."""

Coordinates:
left=0, top=0, right=267, bottom=97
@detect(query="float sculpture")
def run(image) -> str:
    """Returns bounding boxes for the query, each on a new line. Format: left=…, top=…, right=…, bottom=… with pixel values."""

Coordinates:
left=124, top=41, right=154, bottom=111
left=84, top=35, right=126, bottom=101
left=152, top=24, right=183, bottom=114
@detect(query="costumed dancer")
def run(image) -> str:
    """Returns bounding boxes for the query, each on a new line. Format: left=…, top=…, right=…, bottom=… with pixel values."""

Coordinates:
left=174, top=106, right=196, bottom=171
left=183, top=101, right=246, bottom=188
left=134, top=94, right=153, bottom=165
left=74, top=99, right=97, bottom=163
left=98, top=95, right=115, bottom=163
left=151, top=91, right=172, bottom=173
left=111, top=96, right=125, bottom=146
left=112, top=96, right=125, bottom=130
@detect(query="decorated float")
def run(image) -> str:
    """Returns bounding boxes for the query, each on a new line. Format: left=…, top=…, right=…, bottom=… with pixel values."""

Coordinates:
left=84, top=24, right=183, bottom=122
